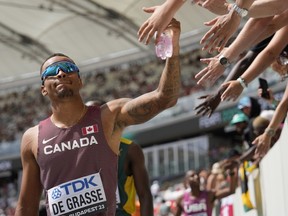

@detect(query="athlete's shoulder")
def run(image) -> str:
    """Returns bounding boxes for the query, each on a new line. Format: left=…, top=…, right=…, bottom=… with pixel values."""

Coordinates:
left=21, top=125, right=39, bottom=153
left=23, top=124, right=39, bottom=137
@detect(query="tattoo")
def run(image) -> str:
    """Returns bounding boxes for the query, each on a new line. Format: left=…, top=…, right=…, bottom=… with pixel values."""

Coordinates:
left=114, top=119, right=127, bottom=131
left=165, top=58, right=180, bottom=99
left=128, top=56, right=180, bottom=124
left=127, top=101, right=158, bottom=124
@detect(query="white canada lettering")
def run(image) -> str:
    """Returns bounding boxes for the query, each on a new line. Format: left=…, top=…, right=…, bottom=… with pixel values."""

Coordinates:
left=44, top=136, right=98, bottom=155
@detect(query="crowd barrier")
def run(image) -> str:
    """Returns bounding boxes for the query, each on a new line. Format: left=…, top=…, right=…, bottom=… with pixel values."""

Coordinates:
left=231, top=118, right=288, bottom=216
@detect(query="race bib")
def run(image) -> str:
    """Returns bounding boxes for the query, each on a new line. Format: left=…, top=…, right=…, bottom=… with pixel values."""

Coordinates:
left=47, top=173, right=107, bottom=216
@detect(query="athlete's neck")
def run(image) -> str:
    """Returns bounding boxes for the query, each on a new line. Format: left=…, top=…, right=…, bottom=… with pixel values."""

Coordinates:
left=50, top=103, right=87, bottom=128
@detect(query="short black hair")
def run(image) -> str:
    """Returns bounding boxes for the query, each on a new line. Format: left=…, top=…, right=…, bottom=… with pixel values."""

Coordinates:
left=40, top=53, right=75, bottom=75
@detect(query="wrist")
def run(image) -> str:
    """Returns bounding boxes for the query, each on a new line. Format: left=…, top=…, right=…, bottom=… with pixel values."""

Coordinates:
left=237, top=77, right=248, bottom=89
left=231, top=3, right=248, bottom=18
left=219, top=55, right=231, bottom=68
left=264, top=127, right=276, bottom=137
left=225, top=3, right=233, bottom=14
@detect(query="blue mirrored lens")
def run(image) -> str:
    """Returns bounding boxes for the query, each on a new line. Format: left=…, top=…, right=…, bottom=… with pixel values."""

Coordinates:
left=41, top=61, right=79, bottom=80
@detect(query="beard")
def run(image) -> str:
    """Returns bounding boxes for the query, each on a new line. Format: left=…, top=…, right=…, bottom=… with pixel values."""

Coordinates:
left=57, top=88, right=74, bottom=98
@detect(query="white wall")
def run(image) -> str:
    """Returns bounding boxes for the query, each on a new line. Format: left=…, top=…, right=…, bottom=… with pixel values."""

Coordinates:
left=259, top=118, right=288, bottom=216
left=233, top=118, right=288, bottom=216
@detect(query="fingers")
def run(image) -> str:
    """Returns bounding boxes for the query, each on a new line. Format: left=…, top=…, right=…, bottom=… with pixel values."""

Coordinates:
left=195, top=104, right=214, bottom=117
left=142, top=6, right=156, bottom=13
left=220, top=82, right=234, bottom=101
left=137, top=6, right=158, bottom=44
left=197, top=95, right=209, bottom=99
left=138, top=25, right=155, bottom=45
left=220, top=82, right=243, bottom=101
left=146, top=28, right=156, bottom=45
left=255, top=143, right=269, bottom=158
left=138, top=22, right=149, bottom=42
left=194, top=104, right=209, bottom=116
left=195, top=67, right=209, bottom=80
left=196, top=70, right=219, bottom=86
left=200, top=58, right=212, bottom=64
left=201, top=25, right=225, bottom=52
left=192, top=0, right=201, bottom=4
left=200, top=18, right=218, bottom=40
left=195, top=106, right=206, bottom=115
left=217, top=36, right=229, bottom=52
left=208, top=110, right=213, bottom=117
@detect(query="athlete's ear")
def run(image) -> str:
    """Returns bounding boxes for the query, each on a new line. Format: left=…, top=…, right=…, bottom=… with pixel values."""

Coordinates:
left=41, top=85, right=48, bottom=96
left=78, top=76, right=83, bottom=88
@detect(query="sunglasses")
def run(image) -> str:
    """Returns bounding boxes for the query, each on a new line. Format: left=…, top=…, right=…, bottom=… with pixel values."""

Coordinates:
left=41, top=61, right=79, bottom=83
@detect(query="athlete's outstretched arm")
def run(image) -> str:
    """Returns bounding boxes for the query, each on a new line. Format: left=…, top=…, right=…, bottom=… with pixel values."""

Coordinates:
left=119, top=19, right=181, bottom=127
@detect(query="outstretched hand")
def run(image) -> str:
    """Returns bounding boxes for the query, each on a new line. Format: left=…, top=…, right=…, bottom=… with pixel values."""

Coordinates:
left=200, top=11, right=241, bottom=53
left=252, top=134, right=272, bottom=158
left=194, top=93, right=221, bottom=117
left=193, top=0, right=230, bottom=15
left=138, top=5, right=174, bottom=45
left=221, top=80, right=243, bottom=101
left=195, top=55, right=225, bottom=86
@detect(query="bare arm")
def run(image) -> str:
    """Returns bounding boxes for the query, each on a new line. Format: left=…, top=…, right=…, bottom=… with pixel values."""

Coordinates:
left=196, top=11, right=288, bottom=86
left=175, top=196, right=184, bottom=216
left=120, top=19, right=181, bottom=126
left=194, top=50, right=258, bottom=117
left=212, top=168, right=238, bottom=200
left=206, top=174, right=217, bottom=191
left=196, top=16, right=273, bottom=86
left=199, top=0, right=286, bottom=52
left=223, top=11, right=288, bottom=63
left=242, top=27, right=288, bottom=83
left=128, top=143, right=153, bottom=215
left=221, top=26, right=288, bottom=101
left=253, top=82, right=288, bottom=156
left=249, top=0, right=288, bottom=18
left=15, top=126, right=43, bottom=216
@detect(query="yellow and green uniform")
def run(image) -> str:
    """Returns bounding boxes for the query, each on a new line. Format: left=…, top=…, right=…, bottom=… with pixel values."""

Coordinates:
left=116, top=137, right=136, bottom=216
left=239, top=161, right=256, bottom=212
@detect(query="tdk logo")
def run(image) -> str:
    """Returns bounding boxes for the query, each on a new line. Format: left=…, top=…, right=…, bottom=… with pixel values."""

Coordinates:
left=60, top=175, right=98, bottom=195
left=51, top=188, right=62, bottom=200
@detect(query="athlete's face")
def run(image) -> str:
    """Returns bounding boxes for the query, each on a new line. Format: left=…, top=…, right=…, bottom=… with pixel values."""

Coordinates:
left=186, top=170, right=200, bottom=187
left=41, top=56, right=83, bottom=99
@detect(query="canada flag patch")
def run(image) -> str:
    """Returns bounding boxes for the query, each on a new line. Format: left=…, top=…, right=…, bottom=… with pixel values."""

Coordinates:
left=82, top=124, right=99, bottom=135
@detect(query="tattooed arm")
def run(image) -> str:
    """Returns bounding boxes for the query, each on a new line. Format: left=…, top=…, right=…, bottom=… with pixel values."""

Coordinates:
left=100, top=19, right=181, bottom=154
left=120, top=18, right=181, bottom=126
